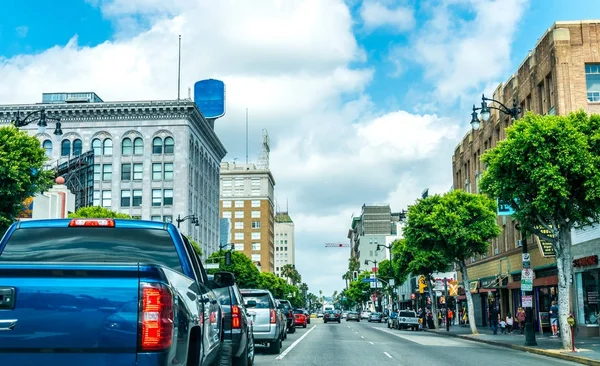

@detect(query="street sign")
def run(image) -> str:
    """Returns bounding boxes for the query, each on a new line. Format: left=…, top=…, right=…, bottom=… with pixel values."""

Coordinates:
left=362, top=278, right=377, bottom=283
left=370, top=281, right=383, bottom=289
left=389, top=279, right=395, bottom=286
left=497, top=198, right=516, bottom=216
left=522, top=295, right=533, bottom=307
left=206, top=263, right=219, bottom=269
left=521, top=268, right=533, bottom=291
left=522, top=253, right=531, bottom=268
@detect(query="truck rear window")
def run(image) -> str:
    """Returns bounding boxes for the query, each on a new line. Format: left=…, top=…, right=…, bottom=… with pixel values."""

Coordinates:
left=0, top=227, right=183, bottom=273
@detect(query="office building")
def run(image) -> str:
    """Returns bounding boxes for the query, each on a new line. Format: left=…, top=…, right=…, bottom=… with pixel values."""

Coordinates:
left=274, top=211, right=295, bottom=278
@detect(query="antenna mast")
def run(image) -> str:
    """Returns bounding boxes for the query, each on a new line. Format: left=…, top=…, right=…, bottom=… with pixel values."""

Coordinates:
left=246, top=108, right=249, bottom=164
left=177, top=35, right=182, bottom=100
left=258, top=129, right=270, bottom=170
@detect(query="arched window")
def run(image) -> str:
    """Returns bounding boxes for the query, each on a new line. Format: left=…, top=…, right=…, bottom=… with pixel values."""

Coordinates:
left=73, top=139, right=82, bottom=156
left=61, top=140, right=71, bottom=157
left=121, top=138, right=132, bottom=155
left=133, top=137, right=144, bottom=155
left=42, top=140, right=52, bottom=157
left=92, top=138, right=102, bottom=155
left=152, top=137, right=163, bottom=154
left=164, top=137, right=174, bottom=154
left=103, top=138, right=113, bottom=155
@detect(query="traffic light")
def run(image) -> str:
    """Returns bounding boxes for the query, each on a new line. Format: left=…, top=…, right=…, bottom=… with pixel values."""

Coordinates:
left=418, top=275, right=427, bottom=294
left=225, top=251, right=231, bottom=266
left=352, top=271, right=358, bottom=281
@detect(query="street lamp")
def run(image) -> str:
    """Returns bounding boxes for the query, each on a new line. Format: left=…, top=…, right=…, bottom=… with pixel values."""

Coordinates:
left=470, top=94, right=521, bottom=131
left=365, top=259, right=379, bottom=312
left=176, top=214, right=199, bottom=229
left=12, top=109, right=63, bottom=135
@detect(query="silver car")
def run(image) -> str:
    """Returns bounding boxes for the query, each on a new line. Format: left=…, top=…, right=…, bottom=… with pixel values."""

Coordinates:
left=241, top=289, right=285, bottom=354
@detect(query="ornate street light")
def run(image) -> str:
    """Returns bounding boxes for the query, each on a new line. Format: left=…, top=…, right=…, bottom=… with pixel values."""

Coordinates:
left=12, top=109, right=63, bottom=135
left=470, top=94, right=521, bottom=131
left=176, top=214, right=199, bottom=229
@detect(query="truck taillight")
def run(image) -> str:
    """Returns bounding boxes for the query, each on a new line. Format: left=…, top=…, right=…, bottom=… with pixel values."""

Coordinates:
left=232, top=305, right=241, bottom=329
left=270, top=309, right=277, bottom=324
left=139, top=283, right=174, bottom=351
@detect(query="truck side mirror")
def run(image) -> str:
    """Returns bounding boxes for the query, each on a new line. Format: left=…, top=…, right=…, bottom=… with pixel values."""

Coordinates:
left=212, top=271, right=235, bottom=288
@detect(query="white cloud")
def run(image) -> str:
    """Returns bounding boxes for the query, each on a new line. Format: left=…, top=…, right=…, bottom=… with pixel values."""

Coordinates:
left=359, top=0, right=415, bottom=32
left=0, top=0, right=519, bottom=296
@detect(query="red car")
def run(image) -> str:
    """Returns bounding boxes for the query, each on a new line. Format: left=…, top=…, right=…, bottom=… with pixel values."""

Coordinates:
left=293, top=309, right=307, bottom=328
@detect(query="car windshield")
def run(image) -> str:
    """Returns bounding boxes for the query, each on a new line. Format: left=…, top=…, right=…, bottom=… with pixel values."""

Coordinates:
left=241, top=293, right=271, bottom=309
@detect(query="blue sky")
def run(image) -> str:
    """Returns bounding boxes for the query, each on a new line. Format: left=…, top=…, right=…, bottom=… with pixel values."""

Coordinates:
left=2, top=0, right=600, bottom=295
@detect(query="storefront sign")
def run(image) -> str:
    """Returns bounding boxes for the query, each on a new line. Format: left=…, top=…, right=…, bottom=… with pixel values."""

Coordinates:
left=534, top=224, right=556, bottom=258
left=521, top=268, right=533, bottom=291
left=522, top=295, right=533, bottom=307
left=573, top=255, right=598, bottom=268
left=469, top=281, right=479, bottom=293
left=588, top=291, right=598, bottom=305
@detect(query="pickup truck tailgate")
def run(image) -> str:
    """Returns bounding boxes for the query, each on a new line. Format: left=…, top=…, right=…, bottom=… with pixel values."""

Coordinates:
left=0, top=264, right=140, bottom=365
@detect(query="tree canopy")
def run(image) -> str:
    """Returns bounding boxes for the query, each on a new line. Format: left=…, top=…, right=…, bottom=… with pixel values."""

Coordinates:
left=206, top=250, right=261, bottom=289
left=0, top=126, right=54, bottom=232
left=68, top=206, right=132, bottom=219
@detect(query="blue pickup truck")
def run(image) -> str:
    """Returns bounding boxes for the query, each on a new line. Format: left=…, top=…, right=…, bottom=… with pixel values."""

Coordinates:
left=0, top=218, right=234, bottom=366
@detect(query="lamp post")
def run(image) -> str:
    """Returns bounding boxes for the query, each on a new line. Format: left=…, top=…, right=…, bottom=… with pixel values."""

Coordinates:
left=12, top=109, right=63, bottom=135
left=365, top=259, right=379, bottom=312
left=176, top=214, right=199, bottom=229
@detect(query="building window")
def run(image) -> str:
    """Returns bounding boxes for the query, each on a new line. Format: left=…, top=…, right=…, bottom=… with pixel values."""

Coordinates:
left=133, top=163, right=143, bottom=180
left=252, top=243, right=261, bottom=251
left=152, top=137, right=162, bottom=154
left=93, top=190, right=100, bottom=206
left=151, top=215, right=161, bottom=221
left=102, top=164, right=112, bottom=181
left=121, top=163, right=131, bottom=181
left=234, top=232, right=244, bottom=240
left=222, top=211, right=232, bottom=219
left=251, top=200, right=260, bottom=208
left=152, top=163, right=162, bottom=180
left=586, top=64, right=600, bottom=102
left=251, top=211, right=260, bottom=218
left=234, top=244, right=244, bottom=251
left=235, top=222, right=244, bottom=229
left=163, top=189, right=173, bottom=205
left=92, top=138, right=102, bottom=155
left=42, top=140, right=52, bottom=157
left=164, top=163, right=173, bottom=181
left=222, top=200, right=232, bottom=208
left=61, top=140, right=71, bottom=156
left=103, top=138, right=113, bottom=155
left=121, top=190, right=131, bottom=207
left=235, top=201, right=244, bottom=208
left=133, top=138, right=143, bottom=155
left=73, top=139, right=82, bottom=156
left=251, top=232, right=261, bottom=240
left=152, top=189, right=162, bottom=206
left=121, top=138, right=132, bottom=155
left=94, top=164, right=101, bottom=181
left=132, top=189, right=142, bottom=207
left=101, top=190, right=111, bottom=208
left=251, top=178, right=260, bottom=196
left=234, top=211, right=244, bottom=218
left=251, top=254, right=260, bottom=261
left=234, top=178, right=244, bottom=196
left=252, top=221, right=261, bottom=229
left=164, top=137, right=174, bottom=154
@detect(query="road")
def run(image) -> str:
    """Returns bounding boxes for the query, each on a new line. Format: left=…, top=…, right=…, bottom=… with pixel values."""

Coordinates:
left=254, top=318, right=580, bottom=366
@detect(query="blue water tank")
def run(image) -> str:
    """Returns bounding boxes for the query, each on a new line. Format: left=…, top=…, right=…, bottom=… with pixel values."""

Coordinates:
left=194, top=79, right=226, bottom=119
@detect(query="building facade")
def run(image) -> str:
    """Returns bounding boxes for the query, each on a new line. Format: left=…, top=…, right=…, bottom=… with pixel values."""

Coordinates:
left=451, top=20, right=600, bottom=334
left=219, top=162, right=275, bottom=272
left=274, top=211, right=295, bottom=278
left=0, top=92, right=227, bottom=258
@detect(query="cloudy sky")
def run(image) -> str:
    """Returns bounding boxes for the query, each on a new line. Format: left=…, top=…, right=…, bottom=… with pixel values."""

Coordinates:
left=1, top=0, right=599, bottom=296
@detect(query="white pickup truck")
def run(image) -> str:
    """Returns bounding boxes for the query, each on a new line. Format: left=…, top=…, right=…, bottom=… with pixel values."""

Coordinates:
left=395, top=310, right=420, bottom=331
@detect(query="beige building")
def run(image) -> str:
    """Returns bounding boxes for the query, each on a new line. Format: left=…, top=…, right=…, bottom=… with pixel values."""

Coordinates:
left=219, top=162, right=275, bottom=272
left=451, top=20, right=600, bottom=333
left=274, top=212, right=295, bottom=278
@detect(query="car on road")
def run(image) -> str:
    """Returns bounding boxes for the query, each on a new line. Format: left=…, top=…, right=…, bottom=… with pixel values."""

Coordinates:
left=368, top=312, right=383, bottom=323
left=0, top=218, right=232, bottom=365
left=361, top=311, right=371, bottom=319
left=210, top=274, right=255, bottom=366
left=323, top=309, right=341, bottom=323
left=346, top=311, right=360, bottom=322
left=277, top=299, right=296, bottom=334
left=241, top=289, right=285, bottom=354
left=293, top=309, right=307, bottom=328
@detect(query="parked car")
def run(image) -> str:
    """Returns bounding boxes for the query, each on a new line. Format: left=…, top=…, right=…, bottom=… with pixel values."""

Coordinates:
left=323, top=310, right=341, bottom=323
left=240, top=289, right=285, bottom=354
left=368, top=312, right=383, bottom=323
left=0, top=218, right=232, bottom=365
left=302, top=309, right=311, bottom=324
left=276, top=299, right=296, bottom=333
left=361, top=311, right=371, bottom=319
left=293, top=309, right=307, bottom=328
left=346, top=311, right=360, bottom=322
left=210, top=274, right=255, bottom=366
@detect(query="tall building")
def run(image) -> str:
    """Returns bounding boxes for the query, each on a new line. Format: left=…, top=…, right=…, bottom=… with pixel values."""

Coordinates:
left=0, top=92, right=227, bottom=258
left=274, top=211, right=295, bottom=278
left=219, top=162, right=275, bottom=272
left=451, top=20, right=600, bottom=334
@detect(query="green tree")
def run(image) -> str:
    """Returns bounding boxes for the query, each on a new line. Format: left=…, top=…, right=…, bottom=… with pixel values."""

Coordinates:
left=206, top=251, right=260, bottom=288
left=480, top=111, right=600, bottom=349
left=345, top=271, right=371, bottom=306
left=281, top=264, right=302, bottom=285
left=0, top=126, right=54, bottom=232
left=68, top=206, right=131, bottom=219
left=187, top=236, right=203, bottom=258
left=403, top=191, right=501, bottom=334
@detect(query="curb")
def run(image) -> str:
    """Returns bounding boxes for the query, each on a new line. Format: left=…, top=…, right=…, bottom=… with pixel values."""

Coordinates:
left=423, top=329, right=600, bottom=366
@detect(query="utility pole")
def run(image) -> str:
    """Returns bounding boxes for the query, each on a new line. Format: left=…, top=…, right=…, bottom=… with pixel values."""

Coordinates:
left=520, top=227, right=538, bottom=346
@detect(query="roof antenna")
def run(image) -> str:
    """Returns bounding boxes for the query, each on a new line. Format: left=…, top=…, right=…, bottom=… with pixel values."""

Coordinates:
left=177, top=35, right=182, bottom=100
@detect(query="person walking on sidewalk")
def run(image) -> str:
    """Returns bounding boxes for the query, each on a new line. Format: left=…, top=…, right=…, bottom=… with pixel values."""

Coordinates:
left=489, top=304, right=500, bottom=335
left=506, top=313, right=514, bottom=334
left=549, top=301, right=559, bottom=336
left=517, top=307, right=526, bottom=334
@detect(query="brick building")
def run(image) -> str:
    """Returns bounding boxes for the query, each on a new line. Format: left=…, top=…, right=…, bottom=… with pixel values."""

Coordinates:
left=451, top=20, right=600, bottom=332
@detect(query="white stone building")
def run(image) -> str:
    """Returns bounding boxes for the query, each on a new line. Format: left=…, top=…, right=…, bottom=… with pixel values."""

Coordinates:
left=274, top=211, right=295, bottom=278
left=0, top=92, right=227, bottom=258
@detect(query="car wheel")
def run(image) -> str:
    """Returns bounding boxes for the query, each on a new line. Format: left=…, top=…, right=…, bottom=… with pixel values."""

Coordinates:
left=289, top=325, right=296, bottom=334
left=233, top=341, right=249, bottom=366
left=269, top=336, right=282, bottom=354
left=217, top=341, right=233, bottom=366
left=303, top=323, right=307, bottom=328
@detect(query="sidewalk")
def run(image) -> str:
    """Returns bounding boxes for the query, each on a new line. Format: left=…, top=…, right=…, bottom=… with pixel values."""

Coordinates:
left=424, top=324, right=600, bottom=365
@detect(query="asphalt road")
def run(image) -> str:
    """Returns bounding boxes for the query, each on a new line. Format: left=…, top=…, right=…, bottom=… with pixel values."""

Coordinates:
left=254, top=318, right=581, bottom=366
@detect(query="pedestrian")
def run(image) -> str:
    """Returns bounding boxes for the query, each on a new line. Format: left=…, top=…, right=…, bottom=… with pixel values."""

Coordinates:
left=506, top=312, right=514, bottom=334
left=489, top=304, right=499, bottom=335
left=448, top=308, right=453, bottom=326
left=549, top=301, right=559, bottom=336
left=499, top=319, right=507, bottom=334
left=517, top=307, right=526, bottom=334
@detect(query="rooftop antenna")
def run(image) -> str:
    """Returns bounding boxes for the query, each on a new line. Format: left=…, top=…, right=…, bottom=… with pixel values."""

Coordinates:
left=177, top=35, right=182, bottom=100
left=258, top=129, right=270, bottom=169
left=246, top=108, right=249, bottom=164
left=286, top=198, right=289, bottom=213
left=188, top=87, right=191, bottom=100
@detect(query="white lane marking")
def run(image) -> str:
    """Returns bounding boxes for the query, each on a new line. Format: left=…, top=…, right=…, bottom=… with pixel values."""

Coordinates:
left=360, top=335, right=364, bottom=338
left=275, top=325, right=317, bottom=360
left=369, top=341, right=374, bottom=345
left=347, top=325, right=351, bottom=328
left=384, top=352, right=392, bottom=358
